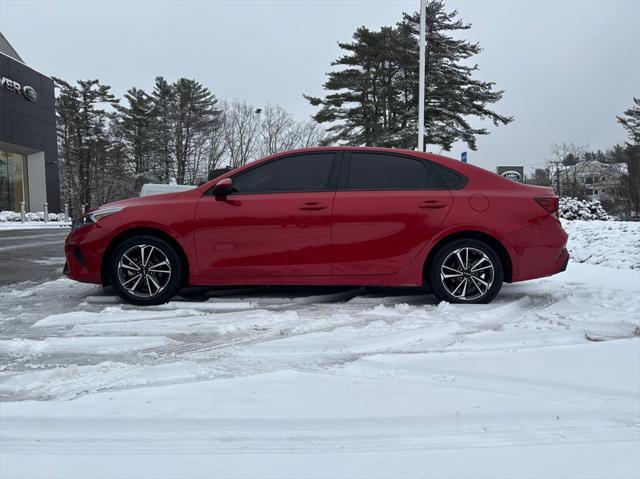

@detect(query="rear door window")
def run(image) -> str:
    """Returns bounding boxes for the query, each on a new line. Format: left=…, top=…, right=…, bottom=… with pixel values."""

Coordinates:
left=344, top=153, right=431, bottom=190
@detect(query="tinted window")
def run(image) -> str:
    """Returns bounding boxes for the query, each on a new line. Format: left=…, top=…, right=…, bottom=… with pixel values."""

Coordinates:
left=429, top=162, right=467, bottom=189
left=232, top=154, right=335, bottom=194
left=345, top=153, right=430, bottom=190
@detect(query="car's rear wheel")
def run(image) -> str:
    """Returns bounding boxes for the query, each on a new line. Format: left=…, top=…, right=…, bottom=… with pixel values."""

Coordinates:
left=429, top=239, right=503, bottom=304
left=109, top=235, right=182, bottom=306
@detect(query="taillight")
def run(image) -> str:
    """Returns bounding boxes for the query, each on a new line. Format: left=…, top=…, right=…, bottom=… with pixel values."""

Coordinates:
left=534, top=196, right=559, bottom=219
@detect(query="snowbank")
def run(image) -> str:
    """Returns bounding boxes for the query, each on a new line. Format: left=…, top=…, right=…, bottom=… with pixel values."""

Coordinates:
left=0, top=210, right=69, bottom=223
left=0, top=211, right=70, bottom=230
left=563, top=220, right=640, bottom=269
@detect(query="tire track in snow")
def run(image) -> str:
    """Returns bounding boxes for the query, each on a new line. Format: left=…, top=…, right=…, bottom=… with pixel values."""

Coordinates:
left=2, top=414, right=637, bottom=455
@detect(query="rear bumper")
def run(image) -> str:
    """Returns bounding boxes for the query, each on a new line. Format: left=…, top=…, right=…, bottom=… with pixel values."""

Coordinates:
left=503, top=216, right=569, bottom=282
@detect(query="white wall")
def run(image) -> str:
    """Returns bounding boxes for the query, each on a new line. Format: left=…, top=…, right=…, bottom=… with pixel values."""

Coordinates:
left=27, top=151, right=46, bottom=212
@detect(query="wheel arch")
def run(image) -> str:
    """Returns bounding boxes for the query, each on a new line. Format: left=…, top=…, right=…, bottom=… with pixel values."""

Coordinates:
left=423, top=230, right=513, bottom=284
left=101, top=227, right=190, bottom=287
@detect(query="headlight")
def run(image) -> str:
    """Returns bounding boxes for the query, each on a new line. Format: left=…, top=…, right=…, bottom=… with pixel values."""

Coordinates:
left=71, top=207, right=124, bottom=230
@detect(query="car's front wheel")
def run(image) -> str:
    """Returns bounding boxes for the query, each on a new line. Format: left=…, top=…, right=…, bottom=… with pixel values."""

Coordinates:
left=429, top=239, right=503, bottom=304
left=109, top=235, right=182, bottom=305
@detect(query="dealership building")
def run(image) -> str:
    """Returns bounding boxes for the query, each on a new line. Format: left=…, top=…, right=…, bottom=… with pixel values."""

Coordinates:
left=0, top=33, right=60, bottom=213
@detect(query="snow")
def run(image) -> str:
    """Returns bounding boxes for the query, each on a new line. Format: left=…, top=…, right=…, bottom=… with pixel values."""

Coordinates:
left=0, top=210, right=71, bottom=230
left=0, top=336, right=178, bottom=355
left=563, top=219, right=640, bottom=269
left=0, top=221, right=639, bottom=478
left=0, top=222, right=70, bottom=231
left=559, top=197, right=610, bottom=221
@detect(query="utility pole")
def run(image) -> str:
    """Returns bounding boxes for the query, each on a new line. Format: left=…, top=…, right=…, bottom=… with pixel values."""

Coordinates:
left=417, top=0, right=427, bottom=152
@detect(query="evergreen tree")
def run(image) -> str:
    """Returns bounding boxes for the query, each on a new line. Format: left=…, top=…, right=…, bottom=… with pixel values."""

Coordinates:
left=615, top=98, right=640, bottom=214
left=305, top=1, right=512, bottom=151
left=118, top=87, right=155, bottom=190
left=54, top=78, right=119, bottom=214
left=173, top=78, right=222, bottom=184
left=617, top=97, right=640, bottom=145
left=150, top=77, right=176, bottom=182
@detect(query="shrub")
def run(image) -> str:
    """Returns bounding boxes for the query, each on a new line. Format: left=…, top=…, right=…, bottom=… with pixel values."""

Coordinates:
left=0, top=211, right=69, bottom=223
left=559, top=197, right=610, bottom=221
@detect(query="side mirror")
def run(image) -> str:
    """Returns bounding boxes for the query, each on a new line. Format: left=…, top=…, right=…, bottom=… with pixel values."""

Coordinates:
left=212, top=177, right=233, bottom=196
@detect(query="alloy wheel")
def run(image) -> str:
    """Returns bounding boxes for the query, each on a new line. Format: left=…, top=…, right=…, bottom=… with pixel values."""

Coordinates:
left=117, top=244, right=172, bottom=298
left=440, top=247, right=495, bottom=301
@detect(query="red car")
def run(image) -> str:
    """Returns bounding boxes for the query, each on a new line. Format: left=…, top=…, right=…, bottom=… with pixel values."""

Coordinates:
left=64, top=147, right=569, bottom=305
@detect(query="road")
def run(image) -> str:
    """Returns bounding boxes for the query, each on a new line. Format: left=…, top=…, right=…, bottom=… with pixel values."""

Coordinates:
left=0, top=228, right=69, bottom=286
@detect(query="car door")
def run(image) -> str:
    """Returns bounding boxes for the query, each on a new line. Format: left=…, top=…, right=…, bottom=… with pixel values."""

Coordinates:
left=331, top=152, right=453, bottom=276
left=194, top=152, right=338, bottom=278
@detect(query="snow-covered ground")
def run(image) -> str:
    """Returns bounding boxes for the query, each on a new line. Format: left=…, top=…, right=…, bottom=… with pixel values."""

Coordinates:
left=562, top=219, right=640, bottom=269
left=0, top=222, right=70, bottom=231
left=0, top=222, right=638, bottom=478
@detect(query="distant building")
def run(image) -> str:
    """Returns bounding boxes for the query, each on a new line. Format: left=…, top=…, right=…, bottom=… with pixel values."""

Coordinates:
left=557, top=161, right=622, bottom=201
left=0, top=32, right=60, bottom=212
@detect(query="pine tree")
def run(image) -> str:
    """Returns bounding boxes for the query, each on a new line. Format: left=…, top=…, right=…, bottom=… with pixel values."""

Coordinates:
left=305, top=1, right=512, bottom=151
left=173, top=78, right=222, bottom=184
left=54, top=78, right=118, bottom=214
left=617, top=98, right=640, bottom=145
left=616, top=98, right=640, bottom=214
left=150, top=77, right=176, bottom=182
left=118, top=87, right=155, bottom=190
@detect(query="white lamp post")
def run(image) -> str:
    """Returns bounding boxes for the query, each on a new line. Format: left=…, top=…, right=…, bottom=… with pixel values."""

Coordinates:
left=417, top=0, right=427, bottom=152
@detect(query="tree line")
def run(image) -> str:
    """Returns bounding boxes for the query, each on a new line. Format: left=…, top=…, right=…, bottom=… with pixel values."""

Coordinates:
left=55, top=77, right=326, bottom=214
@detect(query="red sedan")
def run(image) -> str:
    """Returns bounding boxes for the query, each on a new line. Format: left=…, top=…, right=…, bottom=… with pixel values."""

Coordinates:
left=64, top=147, right=569, bottom=305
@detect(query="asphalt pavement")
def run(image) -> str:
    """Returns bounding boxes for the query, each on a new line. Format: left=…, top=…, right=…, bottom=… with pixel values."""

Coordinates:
left=0, top=228, right=70, bottom=286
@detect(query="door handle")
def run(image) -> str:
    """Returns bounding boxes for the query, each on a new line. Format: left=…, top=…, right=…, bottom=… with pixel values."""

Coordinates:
left=299, top=202, right=328, bottom=211
left=419, top=200, right=448, bottom=210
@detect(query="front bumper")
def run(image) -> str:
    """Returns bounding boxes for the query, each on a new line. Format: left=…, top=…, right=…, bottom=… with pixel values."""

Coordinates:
left=63, top=224, right=111, bottom=284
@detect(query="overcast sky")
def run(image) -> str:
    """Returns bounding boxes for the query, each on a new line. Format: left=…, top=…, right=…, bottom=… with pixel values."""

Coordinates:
left=1, top=0, right=638, bottom=172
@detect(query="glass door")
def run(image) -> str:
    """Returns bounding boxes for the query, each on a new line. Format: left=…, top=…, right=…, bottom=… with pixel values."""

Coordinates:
left=0, top=151, right=27, bottom=212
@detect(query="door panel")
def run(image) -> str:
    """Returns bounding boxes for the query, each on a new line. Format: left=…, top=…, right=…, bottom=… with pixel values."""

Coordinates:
left=331, top=152, right=454, bottom=275
left=195, top=192, right=334, bottom=277
left=331, top=190, right=452, bottom=275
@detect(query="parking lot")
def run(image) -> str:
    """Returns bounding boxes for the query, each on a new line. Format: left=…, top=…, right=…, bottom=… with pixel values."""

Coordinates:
left=0, top=222, right=638, bottom=478
left=0, top=229, right=69, bottom=286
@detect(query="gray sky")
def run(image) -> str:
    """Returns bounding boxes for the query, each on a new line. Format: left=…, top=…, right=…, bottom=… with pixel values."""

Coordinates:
left=1, top=0, right=638, bottom=173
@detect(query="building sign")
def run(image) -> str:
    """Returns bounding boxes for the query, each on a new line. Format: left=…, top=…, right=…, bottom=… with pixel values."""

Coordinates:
left=0, top=76, right=38, bottom=101
left=496, top=165, right=524, bottom=183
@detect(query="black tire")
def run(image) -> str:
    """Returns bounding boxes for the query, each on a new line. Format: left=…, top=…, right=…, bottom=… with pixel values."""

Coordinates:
left=428, top=239, right=503, bottom=304
left=109, top=235, right=183, bottom=306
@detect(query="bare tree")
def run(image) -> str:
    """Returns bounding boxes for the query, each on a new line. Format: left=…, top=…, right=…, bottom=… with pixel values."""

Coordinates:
left=259, top=104, right=295, bottom=156
left=259, top=104, right=328, bottom=156
left=222, top=100, right=261, bottom=168
left=289, top=120, right=327, bottom=149
left=549, top=142, right=591, bottom=198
